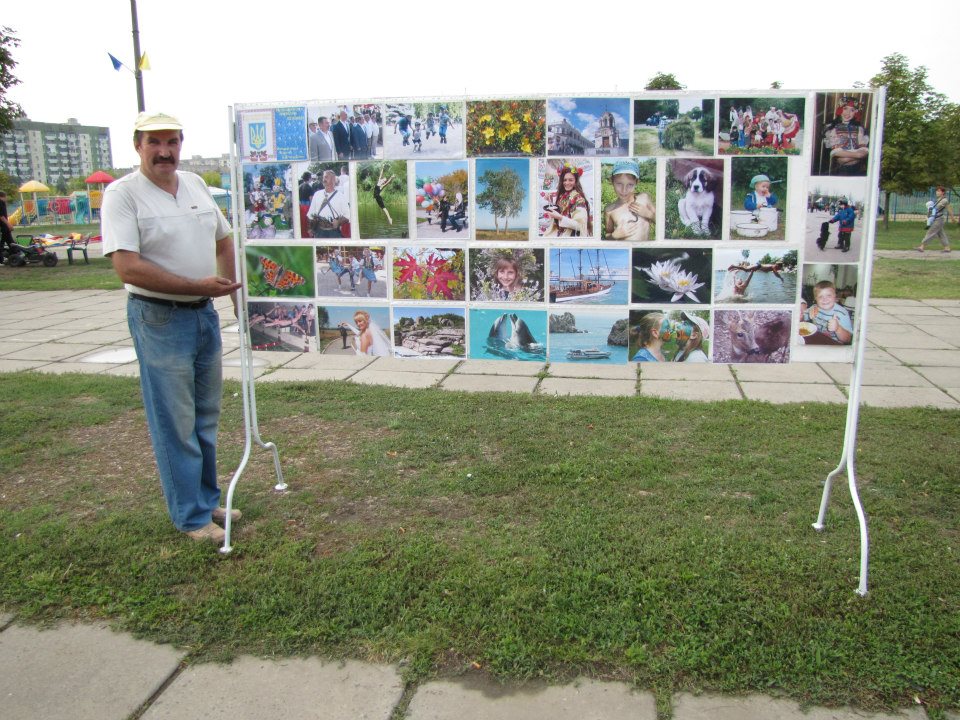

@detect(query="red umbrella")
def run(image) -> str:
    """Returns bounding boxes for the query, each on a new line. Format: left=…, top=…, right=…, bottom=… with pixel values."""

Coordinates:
left=84, top=170, right=115, bottom=184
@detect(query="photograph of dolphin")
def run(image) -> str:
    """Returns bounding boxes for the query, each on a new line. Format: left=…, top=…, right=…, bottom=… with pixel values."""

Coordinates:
left=469, top=309, right=547, bottom=361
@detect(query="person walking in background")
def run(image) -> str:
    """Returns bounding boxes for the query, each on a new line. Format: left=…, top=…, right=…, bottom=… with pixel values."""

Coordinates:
left=917, top=186, right=952, bottom=253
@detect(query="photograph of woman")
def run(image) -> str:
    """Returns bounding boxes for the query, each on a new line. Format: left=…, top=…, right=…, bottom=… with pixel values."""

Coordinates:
left=673, top=311, right=711, bottom=363
left=631, top=311, right=667, bottom=362
left=539, top=159, right=594, bottom=238
left=344, top=309, right=393, bottom=356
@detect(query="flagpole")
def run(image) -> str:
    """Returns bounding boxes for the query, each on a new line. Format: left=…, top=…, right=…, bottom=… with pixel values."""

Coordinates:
left=130, top=0, right=145, bottom=112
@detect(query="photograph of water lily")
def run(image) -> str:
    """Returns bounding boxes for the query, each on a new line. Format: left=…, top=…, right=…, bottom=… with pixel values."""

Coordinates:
left=547, top=97, right=629, bottom=157
left=466, top=99, right=545, bottom=157
left=392, top=246, right=466, bottom=301
left=631, top=248, right=712, bottom=304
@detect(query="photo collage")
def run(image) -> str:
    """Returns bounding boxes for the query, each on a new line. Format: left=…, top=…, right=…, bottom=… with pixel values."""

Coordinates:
left=235, top=91, right=875, bottom=363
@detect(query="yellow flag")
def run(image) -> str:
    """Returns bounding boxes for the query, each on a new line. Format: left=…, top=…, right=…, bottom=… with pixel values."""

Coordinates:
left=139, top=52, right=151, bottom=71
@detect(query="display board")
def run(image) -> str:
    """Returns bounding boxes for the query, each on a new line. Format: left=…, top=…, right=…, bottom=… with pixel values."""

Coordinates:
left=232, top=91, right=878, bottom=366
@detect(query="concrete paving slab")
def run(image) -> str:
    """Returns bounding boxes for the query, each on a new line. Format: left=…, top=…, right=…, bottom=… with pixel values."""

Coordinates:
left=142, top=656, right=403, bottom=720
left=732, top=363, right=834, bottom=383
left=640, top=380, right=742, bottom=401
left=407, top=676, right=656, bottom=720
left=539, top=377, right=636, bottom=397
left=259, top=367, right=356, bottom=383
left=548, top=362, right=637, bottom=380
left=0, top=622, right=184, bottom=720
left=79, top=346, right=138, bottom=364
left=866, top=331, right=953, bottom=349
left=740, top=382, right=847, bottom=404
left=283, top=353, right=375, bottom=370
left=34, top=362, right=117, bottom=375
left=870, top=298, right=925, bottom=306
left=221, top=366, right=270, bottom=382
left=881, top=305, right=952, bottom=317
left=0, top=358, right=49, bottom=373
left=912, top=365, right=960, bottom=388
left=2, top=342, right=101, bottom=362
left=0, top=612, right=12, bottom=626
left=456, top=359, right=545, bottom=376
left=440, top=374, right=539, bottom=394
left=102, top=364, right=141, bottom=377
left=859, top=386, right=959, bottom=409
left=883, top=348, right=960, bottom=367
left=862, top=310, right=899, bottom=324
left=671, top=693, right=926, bottom=720
left=351, top=369, right=444, bottom=389
left=58, top=329, right=133, bottom=345
left=367, top=356, right=460, bottom=374
left=820, top=364, right=933, bottom=387
left=2, top=328, right=84, bottom=343
left=46, top=316, right=125, bottom=331
left=863, top=347, right=902, bottom=364
left=638, top=363, right=735, bottom=381
left=911, top=323, right=960, bottom=344
left=926, top=299, right=960, bottom=307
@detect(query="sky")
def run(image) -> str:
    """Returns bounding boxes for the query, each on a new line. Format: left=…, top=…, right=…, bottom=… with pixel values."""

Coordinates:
left=6, top=0, right=958, bottom=170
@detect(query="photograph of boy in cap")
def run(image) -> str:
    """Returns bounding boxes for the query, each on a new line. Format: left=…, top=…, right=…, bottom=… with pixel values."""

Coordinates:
left=602, top=159, right=656, bottom=241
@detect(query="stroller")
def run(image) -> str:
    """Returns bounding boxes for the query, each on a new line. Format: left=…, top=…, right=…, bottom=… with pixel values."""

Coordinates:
left=2, top=235, right=59, bottom=267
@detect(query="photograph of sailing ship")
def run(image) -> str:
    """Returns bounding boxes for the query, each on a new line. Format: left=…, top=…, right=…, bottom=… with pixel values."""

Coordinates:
left=549, top=248, right=630, bottom=305
left=548, top=310, right=629, bottom=364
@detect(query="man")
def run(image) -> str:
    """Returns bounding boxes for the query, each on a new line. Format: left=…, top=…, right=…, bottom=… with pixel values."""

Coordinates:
left=309, top=116, right=335, bottom=161
left=307, top=169, right=349, bottom=239
left=350, top=115, right=369, bottom=159
left=331, top=110, right=351, bottom=160
left=0, top=191, right=16, bottom=262
left=101, top=112, right=242, bottom=544
left=363, top=113, right=378, bottom=158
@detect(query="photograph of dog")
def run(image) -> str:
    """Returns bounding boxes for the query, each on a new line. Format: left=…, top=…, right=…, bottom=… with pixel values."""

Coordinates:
left=817, top=222, right=831, bottom=250
left=713, top=309, right=791, bottom=363
left=805, top=177, right=868, bottom=261
left=665, top=158, right=724, bottom=240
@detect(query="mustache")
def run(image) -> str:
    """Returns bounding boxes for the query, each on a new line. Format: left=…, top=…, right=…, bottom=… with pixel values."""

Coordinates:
left=153, top=157, right=175, bottom=164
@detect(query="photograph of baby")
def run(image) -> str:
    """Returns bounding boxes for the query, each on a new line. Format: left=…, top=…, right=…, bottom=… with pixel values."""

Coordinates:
left=664, top=159, right=724, bottom=240
left=468, top=308, right=547, bottom=362
left=601, top=158, right=656, bottom=241
left=470, top=247, right=544, bottom=302
left=714, top=247, right=798, bottom=304
left=383, top=101, right=463, bottom=159
left=415, top=161, right=469, bottom=238
left=633, top=97, right=715, bottom=156
left=466, top=99, right=545, bottom=157
left=537, top=158, right=595, bottom=238
left=244, top=245, right=315, bottom=299
left=315, top=245, right=386, bottom=298
left=811, top=92, right=872, bottom=177
left=550, top=248, right=630, bottom=306
left=356, top=160, right=408, bottom=239
left=242, top=163, right=294, bottom=240
left=718, top=97, right=804, bottom=155
left=296, top=162, right=350, bottom=240
left=475, top=158, right=531, bottom=241
left=547, top=97, right=630, bottom=157
left=629, top=308, right=711, bottom=363
left=729, top=157, right=789, bottom=241
left=797, top=264, right=858, bottom=347
left=632, top=248, right=712, bottom=305
left=549, top=310, right=629, bottom=364
left=805, top=177, right=869, bottom=260
left=713, top=309, right=791, bottom=363
left=317, top=305, right=392, bottom=357
left=393, top=306, right=466, bottom=359
left=393, top=246, right=465, bottom=301
left=247, top=301, right=317, bottom=353
left=306, top=103, right=383, bottom=162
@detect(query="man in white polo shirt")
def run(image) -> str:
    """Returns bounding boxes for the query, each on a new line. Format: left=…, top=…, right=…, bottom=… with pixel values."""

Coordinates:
left=101, top=111, right=242, bottom=544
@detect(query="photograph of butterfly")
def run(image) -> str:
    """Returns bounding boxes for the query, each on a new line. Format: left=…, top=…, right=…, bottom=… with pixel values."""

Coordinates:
left=244, top=245, right=315, bottom=298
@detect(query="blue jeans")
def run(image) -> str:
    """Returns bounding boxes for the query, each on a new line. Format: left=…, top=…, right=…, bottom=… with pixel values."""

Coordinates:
left=128, top=296, right=223, bottom=531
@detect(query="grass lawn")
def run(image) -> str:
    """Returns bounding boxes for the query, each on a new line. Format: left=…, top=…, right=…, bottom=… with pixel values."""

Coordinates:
left=0, top=257, right=122, bottom=291
left=12, top=221, right=101, bottom=239
left=871, top=258, right=960, bottom=299
left=0, top=373, right=957, bottom=714
left=874, top=219, right=958, bottom=251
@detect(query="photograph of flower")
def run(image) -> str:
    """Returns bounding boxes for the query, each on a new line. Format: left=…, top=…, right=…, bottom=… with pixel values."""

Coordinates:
left=393, top=306, right=466, bottom=359
left=664, top=158, right=724, bottom=240
left=632, top=248, right=712, bottom=304
left=729, top=156, right=789, bottom=241
left=629, top=308, right=711, bottom=362
left=600, top=158, right=656, bottom=241
left=244, top=245, right=315, bottom=298
left=415, top=161, right=469, bottom=239
left=547, top=97, right=629, bottom=157
left=475, top=158, right=531, bottom=241
left=633, top=97, right=715, bottom=156
left=718, top=97, right=804, bottom=155
left=393, top=246, right=466, bottom=301
left=247, top=301, right=317, bottom=353
left=466, top=99, right=545, bottom=157
left=242, top=163, right=294, bottom=240
left=537, top=158, right=595, bottom=238
left=469, top=247, right=544, bottom=302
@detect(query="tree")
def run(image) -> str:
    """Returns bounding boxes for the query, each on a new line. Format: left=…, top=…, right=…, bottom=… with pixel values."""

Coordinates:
left=0, top=170, right=17, bottom=198
left=0, top=27, right=24, bottom=134
left=201, top=171, right=222, bottom=188
left=476, top=168, right=524, bottom=233
left=770, top=81, right=783, bottom=90
left=645, top=72, right=685, bottom=90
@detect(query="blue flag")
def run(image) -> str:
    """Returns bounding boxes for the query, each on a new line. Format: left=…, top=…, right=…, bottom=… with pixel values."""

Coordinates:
left=108, top=53, right=123, bottom=71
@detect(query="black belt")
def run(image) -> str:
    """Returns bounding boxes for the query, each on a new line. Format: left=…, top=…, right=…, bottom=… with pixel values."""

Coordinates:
left=130, top=293, right=210, bottom=309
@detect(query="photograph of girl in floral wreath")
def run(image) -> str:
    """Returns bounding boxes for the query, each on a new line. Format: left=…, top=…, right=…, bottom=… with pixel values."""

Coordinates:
left=357, top=160, right=408, bottom=239
left=475, top=158, right=531, bottom=241
left=247, top=301, right=317, bottom=353
left=718, top=97, right=804, bottom=155
left=729, top=156, right=788, bottom=241
left=466, top=99, right=545, bottom=157
left=811, top=92, right=872, bottom=177
left=393, top=306, right=466, bottom=359
left=415, top=161, right=469, bottom=238
left=469, top=247, right=544, bottom=302
left=547, top=97, right=629, bottom=157
left=242, top=163, right=294, bottom=240
left=245, top=245, right=315, bottom=298
left=538, top=158, right=594, bottom=238
left=469, top=308, right=547, bottom=362
left=632, top=248, right=712, bottom=304
left=601, top=158, right=656, bottom=241
left=633, top=97, right=715, bottom=156
left=549, top=309, right=629, bottom=364
left=629, top=308, right=711, bottom=363
left=393, top=246, right=466, bottom=301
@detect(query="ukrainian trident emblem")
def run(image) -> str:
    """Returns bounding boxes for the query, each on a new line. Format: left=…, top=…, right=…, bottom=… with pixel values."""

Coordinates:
left=248, top=122, right=268, bottom=161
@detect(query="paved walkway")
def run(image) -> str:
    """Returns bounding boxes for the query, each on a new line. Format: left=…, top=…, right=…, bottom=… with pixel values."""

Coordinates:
left=1, top=290, right=958, bottom=408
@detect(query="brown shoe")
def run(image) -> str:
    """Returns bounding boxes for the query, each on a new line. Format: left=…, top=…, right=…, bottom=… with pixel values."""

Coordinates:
left=212, top=507, right=242, bottom=524
left=942, top=247, right=952, bottom=253
left=184, top=522, right=226, bottom=543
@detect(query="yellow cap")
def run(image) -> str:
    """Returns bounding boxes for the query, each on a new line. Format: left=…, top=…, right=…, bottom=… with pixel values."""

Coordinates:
left=133, top=112, right=182, bottom=132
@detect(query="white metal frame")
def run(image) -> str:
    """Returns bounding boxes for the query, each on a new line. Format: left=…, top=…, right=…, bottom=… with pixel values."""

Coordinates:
left=811, top=87, right=887, bottom=597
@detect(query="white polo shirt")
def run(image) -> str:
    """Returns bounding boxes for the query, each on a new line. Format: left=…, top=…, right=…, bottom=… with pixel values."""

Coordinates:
left=102, top=170, right=231, bottom=301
